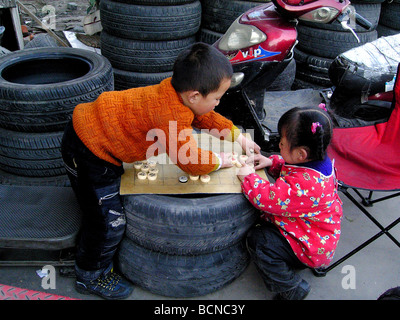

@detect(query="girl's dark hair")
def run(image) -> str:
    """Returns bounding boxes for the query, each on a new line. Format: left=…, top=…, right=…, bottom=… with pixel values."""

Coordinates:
left=171, top=42, right=233, bottom=96
left=278, top=106, right=333, bottom=161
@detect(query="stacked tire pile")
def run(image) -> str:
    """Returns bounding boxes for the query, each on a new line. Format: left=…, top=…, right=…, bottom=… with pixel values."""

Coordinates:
left=294, top=0, right=382, bottom=89
left=377, top=0, right=400, bottom=37
left=118, top=193, right=257, bottom=297
left=0, top=48, right=113, bottom=186
left=99, top=0, right=201, bottom=90
left=199, top=0, right=269, bottom=44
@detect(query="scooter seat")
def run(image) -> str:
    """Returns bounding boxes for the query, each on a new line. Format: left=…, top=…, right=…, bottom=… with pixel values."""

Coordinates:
left=0, top=185, right=81, bottom=250
left=329, top=34, right=400, bottom=96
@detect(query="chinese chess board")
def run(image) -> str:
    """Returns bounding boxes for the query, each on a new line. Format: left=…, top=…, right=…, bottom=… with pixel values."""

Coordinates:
left=120, top=133, right=268, bottom=195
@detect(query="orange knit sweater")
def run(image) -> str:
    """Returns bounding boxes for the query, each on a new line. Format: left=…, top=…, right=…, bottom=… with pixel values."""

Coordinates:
left=72, top=78, right=239, bottom=175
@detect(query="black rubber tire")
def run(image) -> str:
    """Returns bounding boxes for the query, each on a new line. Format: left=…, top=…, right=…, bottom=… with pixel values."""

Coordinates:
left=0, top=47, right=113, bottom=133
left=123, top=193, right=257, bottom=254
left=101, top=32, right=195, bottom=73
left=0, top=127, right=65, bottom=177
left=117, top=237, right=250, bottom=297
left=113, top=68, right=172, bottom=90
left=201, top=0, right=262, bottom=33
left=296, top=67, right=332, bottom=88
left=297, top=25, right=378, bottom=59
left=380, top=2, right=400, bottom=30
left=197, top=28, right=223, bottom=45
left=294, top=48, right=333, bottom=75
left=100, top=0, right=201, bottom=40
left=377, top=24, right=400, bottom=37
left=294, top=48, right=333, bottom=87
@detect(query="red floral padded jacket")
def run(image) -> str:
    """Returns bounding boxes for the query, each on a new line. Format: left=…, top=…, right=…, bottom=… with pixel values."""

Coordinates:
left=241, top=155, right=343, bottom=268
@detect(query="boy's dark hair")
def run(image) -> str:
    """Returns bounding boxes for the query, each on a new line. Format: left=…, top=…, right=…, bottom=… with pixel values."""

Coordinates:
left=278, top=106, right=333, bottom=161
left=171, top=42, right=233, bottom=96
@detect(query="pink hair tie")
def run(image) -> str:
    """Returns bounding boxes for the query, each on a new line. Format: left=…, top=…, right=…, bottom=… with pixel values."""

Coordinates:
left=311, top=122, right=322, bottom=134
left=318, top=103, right=327, bottom=112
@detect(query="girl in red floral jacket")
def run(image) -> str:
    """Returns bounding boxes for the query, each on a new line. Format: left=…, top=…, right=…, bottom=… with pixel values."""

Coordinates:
left=237, top=106, right=343, bottom=300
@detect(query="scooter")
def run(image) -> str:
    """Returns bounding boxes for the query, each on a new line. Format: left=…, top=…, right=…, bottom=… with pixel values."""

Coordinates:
left=213, top=0, right=394, bottom=152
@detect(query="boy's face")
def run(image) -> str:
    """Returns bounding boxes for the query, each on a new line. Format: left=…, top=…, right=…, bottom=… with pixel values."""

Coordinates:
left=187, top=78, right=231, bottom=115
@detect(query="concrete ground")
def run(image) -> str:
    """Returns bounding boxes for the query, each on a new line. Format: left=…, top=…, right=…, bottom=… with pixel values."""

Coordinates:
left=0, top=188, right=399, bottom=302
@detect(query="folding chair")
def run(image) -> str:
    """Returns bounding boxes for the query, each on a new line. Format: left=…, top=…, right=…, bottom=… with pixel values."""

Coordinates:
left=314, top=63, right=400, bottom=276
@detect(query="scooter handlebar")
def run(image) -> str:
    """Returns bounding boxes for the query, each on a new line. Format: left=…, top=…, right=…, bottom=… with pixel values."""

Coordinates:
left=355, top=12, right=372, bottom=30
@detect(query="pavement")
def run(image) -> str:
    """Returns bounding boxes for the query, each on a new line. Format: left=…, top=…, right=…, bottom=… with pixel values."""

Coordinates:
left=0, top=188, right=399, bottom=303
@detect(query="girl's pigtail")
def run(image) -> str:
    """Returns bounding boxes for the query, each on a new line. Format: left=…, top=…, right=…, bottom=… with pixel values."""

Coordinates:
left=318, top=128, right=326, bottom=160
left=311, top=122, right=325, bottom=160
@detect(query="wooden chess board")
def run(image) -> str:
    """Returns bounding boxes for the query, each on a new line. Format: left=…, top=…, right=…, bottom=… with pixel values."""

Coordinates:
left=120, top=133, right=268, bottom=195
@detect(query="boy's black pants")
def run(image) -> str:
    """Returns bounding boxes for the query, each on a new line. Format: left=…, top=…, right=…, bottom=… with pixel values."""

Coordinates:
left=61, top=121, right=126, bottom=281
left=246, top=221, right=307, bottom=293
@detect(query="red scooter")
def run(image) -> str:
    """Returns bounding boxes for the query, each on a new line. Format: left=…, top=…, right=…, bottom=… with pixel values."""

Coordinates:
left=213, top=0, right=395, bottom=152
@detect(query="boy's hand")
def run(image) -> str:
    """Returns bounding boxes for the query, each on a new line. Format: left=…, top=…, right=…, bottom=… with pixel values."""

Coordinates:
left=236, top=134, right=261, bottom=156
left=220, top=152, right=234, bottom=168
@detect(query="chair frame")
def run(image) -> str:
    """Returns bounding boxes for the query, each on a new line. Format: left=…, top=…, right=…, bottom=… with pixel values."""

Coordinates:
left=314, top=183, right=400, bottom=277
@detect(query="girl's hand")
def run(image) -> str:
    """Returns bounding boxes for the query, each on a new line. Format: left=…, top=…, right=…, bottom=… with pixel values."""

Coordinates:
left=247, top=153, right=272, bottom=170
left=236, top=164, right=255, bottom=182
left=236, top=134, right=261, bottom=156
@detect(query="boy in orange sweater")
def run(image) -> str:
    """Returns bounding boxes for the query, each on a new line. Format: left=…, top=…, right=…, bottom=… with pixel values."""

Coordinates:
left=61, top=42, right=259, bottom=299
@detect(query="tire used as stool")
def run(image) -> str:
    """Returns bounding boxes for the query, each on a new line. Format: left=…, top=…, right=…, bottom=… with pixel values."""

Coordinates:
left=123, top=193, right=257, bottom=255
left=117, top=237, right=250, bottom=298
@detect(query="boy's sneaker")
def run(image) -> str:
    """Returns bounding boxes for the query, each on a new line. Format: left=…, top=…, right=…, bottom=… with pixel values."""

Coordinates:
left=75, top=268, right=134, bottom=300
left=275, top=279, right=311, bottom=300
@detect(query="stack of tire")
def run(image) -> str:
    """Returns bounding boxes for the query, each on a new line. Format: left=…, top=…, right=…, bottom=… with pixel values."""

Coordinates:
left=199, top=0, right=269, bottom=44
left=99, top=0, right=201, bottom=91
left=294, top=0, right=382, bottom=89
left=377, top=0, right=400, bottom=37
left=117, top=193, right=257, bottom=297
left=0, top=48, right=113, bottom=186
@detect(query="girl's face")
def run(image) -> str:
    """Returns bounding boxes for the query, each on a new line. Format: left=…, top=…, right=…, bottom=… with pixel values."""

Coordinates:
left=279, top=135, right=307, bottom=164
